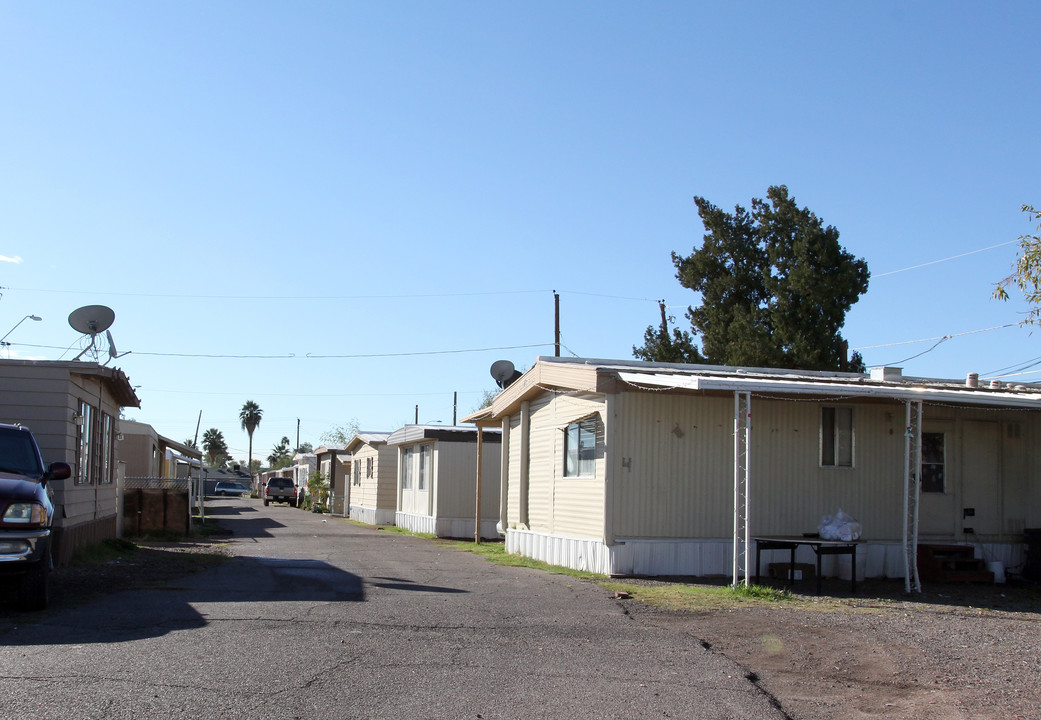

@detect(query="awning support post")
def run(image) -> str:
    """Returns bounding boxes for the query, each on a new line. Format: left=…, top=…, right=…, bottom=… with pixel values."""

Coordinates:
left=732, top=391, right=752, bottom=588
left=903, top=400, right=923, bottom=594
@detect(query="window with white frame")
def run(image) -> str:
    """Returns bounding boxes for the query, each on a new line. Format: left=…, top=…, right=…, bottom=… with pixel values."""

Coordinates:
left=353, top=461, right=361, bottom=486
left=100, top=413, right=114, bottom=484
left=75, top=400, right=95, bottom=484
left=921, top=432, right=945, bottom=493
left=401, top=447, right=414, bottom=489
left=820, top=406, right=853, bottom=468
left=417, top=444, right=430, bottom=490
left=564, top=417, right=597, bottom=477
left=366, top=456, right=373, bottom=478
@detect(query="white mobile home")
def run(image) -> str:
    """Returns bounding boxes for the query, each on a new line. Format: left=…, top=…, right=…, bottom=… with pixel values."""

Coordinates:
left=464, top=357, right=1041, bottom=585
left=344, top=432, right=397, bottom=525
left=388, top=425, right=502, bottom=539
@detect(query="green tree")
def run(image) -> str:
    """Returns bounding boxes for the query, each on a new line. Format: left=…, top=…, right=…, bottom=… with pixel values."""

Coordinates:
left=239, top=400, right=263, bottom=478
left=636, top=186, right=869, bottom=372
left=633, top=300, right=704, bottom=364
left=296, top=442, right=313, bottom=454
left=268, top=436, right=292, bottom=469
left=306, top=470, right=329, bottom=511
left=320, top=419, right=361, bottom=447
left=994, top=204, right=1041, bottom=324
left=201, top=428, right=228, bottom=466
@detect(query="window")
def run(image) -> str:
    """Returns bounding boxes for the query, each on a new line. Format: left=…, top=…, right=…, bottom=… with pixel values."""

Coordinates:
left=353, top=462, right=361, bottom=486
left=401, top=444, right=431, bottom=490
left=99, top=413, right=114, bottom=484
left=75, top=401, right=95, bottom=484
left=564, top=418, right=597, bottom=477
left=921, top=432, right=945, bottom=493
left=821, top=406, right=853, bottom=467
left=366, top=457, right=373, bottom=478
left=401, top=447, right=413, bottom=489
left=418, top=444, right=430, bottom=490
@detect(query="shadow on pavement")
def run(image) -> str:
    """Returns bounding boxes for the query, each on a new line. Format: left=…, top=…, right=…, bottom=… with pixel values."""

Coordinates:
left=2, top=555, right=365, bottom=647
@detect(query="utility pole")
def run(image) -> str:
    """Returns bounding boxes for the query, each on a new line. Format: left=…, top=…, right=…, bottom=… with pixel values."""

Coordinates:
left=554, top=291, right=560, bottom=357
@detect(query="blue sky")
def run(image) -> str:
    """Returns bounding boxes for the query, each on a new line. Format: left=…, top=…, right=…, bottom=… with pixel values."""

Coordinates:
left=2, top=2, right=1039, bottom=463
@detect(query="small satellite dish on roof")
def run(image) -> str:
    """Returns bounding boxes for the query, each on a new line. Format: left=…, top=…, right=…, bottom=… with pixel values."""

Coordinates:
left=105, top=329, right=130, bottom=361
left=68, top=305, right=116, bottom=361
left=490, top=359, right=522, bottom=389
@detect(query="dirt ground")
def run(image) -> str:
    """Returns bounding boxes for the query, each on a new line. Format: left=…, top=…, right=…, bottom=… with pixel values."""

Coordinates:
left=620, top=577, right=1041, bottom=720
left=4, top=539, right=1039, bottom=720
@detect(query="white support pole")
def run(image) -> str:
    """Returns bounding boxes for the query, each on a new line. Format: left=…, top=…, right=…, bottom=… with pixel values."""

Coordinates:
left=732, top=391, right=751, bottom=588
left=902, top=400, right=923, bottom=593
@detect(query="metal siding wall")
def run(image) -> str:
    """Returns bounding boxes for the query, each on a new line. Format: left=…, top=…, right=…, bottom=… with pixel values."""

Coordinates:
left=507, top=415, right=522, bottom=526
left=525, top=395, right=555, bottom=532
left=613, top=392, right=734, bottom=539
left=434, top=441, right=475, bottom=517
left=749, top=400, right=907, bottom=540
left=376, top=446, right=398, bottom=510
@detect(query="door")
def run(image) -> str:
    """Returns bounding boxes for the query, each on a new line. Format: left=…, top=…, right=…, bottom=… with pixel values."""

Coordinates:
left=960, top=421, right=1002, bottom=537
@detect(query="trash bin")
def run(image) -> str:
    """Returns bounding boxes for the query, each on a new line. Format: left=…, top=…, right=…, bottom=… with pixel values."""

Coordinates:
left=1025, top=529, right=1041, bottom=581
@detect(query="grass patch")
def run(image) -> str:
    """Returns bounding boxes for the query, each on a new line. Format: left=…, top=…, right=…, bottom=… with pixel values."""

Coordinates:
left=599, top=580, right=838, bottom=612
left=441, top=539, right=604, bottom=580
left=70, top=537, right=139, bottom=566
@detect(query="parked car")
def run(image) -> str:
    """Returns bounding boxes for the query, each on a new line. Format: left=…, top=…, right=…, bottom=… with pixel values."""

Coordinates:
left=264, top=477, right=297, bottom=507
left=213, top=481, right=249, bottom=497
left=0, top=423, right=72, bottom=610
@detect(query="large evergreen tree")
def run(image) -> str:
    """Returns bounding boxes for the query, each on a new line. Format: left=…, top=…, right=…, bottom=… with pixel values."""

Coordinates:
left=635, top=185, right=870, bottom=372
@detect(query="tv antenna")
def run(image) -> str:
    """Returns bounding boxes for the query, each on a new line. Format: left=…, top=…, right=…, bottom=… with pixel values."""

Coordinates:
left=68, top=305, right=115, bottom=361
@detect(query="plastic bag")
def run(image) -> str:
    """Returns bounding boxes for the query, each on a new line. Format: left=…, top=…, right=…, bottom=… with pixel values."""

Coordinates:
left=818, top=508, right=862, bottom=541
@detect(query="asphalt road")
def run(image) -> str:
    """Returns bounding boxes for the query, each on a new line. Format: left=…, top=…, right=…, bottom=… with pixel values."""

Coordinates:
left=0, top=498, right=786, bottom=719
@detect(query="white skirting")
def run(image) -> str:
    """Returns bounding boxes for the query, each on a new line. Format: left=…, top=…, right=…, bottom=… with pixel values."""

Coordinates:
left=504, top=529, right=1028, bottom=580
left=396, top=511, right=501, bottom=539
left=349, top=505, right=396, bottom=526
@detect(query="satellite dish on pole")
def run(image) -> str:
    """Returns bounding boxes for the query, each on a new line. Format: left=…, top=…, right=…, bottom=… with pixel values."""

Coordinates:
left=68, top=305, right=116, bottom=361
left=490, top=360, right=522, bottom=389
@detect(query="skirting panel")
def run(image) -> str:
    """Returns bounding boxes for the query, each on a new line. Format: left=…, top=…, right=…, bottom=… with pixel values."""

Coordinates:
left=505, top=531, right=1027, bottom=580
left=397, top=512, right=506, bottom=540
left=350, top=506, right=396, bottom=526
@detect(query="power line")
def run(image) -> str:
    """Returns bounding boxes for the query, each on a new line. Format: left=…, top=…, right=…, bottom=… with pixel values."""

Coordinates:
left=852, top=323, right=1018, bottom=351
left=10, top=341, right=552, bottom=360
left=872, top=240, right=1018, bottom=278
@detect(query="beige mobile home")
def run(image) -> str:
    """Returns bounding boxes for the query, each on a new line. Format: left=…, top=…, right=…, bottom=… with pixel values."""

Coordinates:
left=344, top=432, right=397, bottom=525
left=314, top=445, right=349, bottom=515
left=465, top=356, right=1041, bottom=586
left=388, top=425, right=502, bottom=539
left=0, top=359, right=140, bottom=564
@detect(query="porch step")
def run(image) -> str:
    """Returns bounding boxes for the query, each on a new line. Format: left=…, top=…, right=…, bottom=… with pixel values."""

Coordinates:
left=917, top=544, right=994, bottom=583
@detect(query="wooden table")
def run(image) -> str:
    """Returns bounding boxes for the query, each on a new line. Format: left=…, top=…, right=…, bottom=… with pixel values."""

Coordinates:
left=754, top=536, right=859, bottom=595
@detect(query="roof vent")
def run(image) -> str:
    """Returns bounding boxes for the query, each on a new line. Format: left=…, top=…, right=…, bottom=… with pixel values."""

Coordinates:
left=990, top=380, right=1003, bottom=389
left=869, top=366, right=903, bottom=382
left=967, top=373, right=979, bottom=388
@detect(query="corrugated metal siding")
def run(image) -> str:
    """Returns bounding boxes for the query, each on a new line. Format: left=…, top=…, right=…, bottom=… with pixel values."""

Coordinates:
left=612, top=392, right=734, bottom=538
left=506, top=414, right=522, bottom=526
left=524, top=392, right=604, bottom=540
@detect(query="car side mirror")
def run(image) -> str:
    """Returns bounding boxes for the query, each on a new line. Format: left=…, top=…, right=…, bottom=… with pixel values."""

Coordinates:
left=43, top=462, right=73, bottom=482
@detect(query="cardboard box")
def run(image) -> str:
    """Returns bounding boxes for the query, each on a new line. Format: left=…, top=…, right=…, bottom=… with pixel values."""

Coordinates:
left=768, top=562, right=815, bottom=581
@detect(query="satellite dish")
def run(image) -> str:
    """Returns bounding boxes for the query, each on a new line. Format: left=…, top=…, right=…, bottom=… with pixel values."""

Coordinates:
left=68, top=305, right=115, bottom=335
left=68, top=305, right=115, bottom=361
left=490, top=360, right=522, bottom=389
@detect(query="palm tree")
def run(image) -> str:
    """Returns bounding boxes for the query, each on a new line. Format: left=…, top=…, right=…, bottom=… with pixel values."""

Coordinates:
left=201, top=428, right=228, bottom=466
left=239, top=401, right=263, bottom=482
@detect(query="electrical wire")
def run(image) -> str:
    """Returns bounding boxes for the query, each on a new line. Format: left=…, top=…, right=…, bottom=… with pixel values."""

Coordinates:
left=872, top=240, right=1018, bottom=278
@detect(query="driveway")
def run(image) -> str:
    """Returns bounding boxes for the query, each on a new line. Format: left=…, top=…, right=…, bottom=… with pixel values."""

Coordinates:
left=0, top=498, right=786, bottom=719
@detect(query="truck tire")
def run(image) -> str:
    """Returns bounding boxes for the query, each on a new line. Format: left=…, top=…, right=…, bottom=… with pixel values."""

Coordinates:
left=17, top=559, right=49, bottom=611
